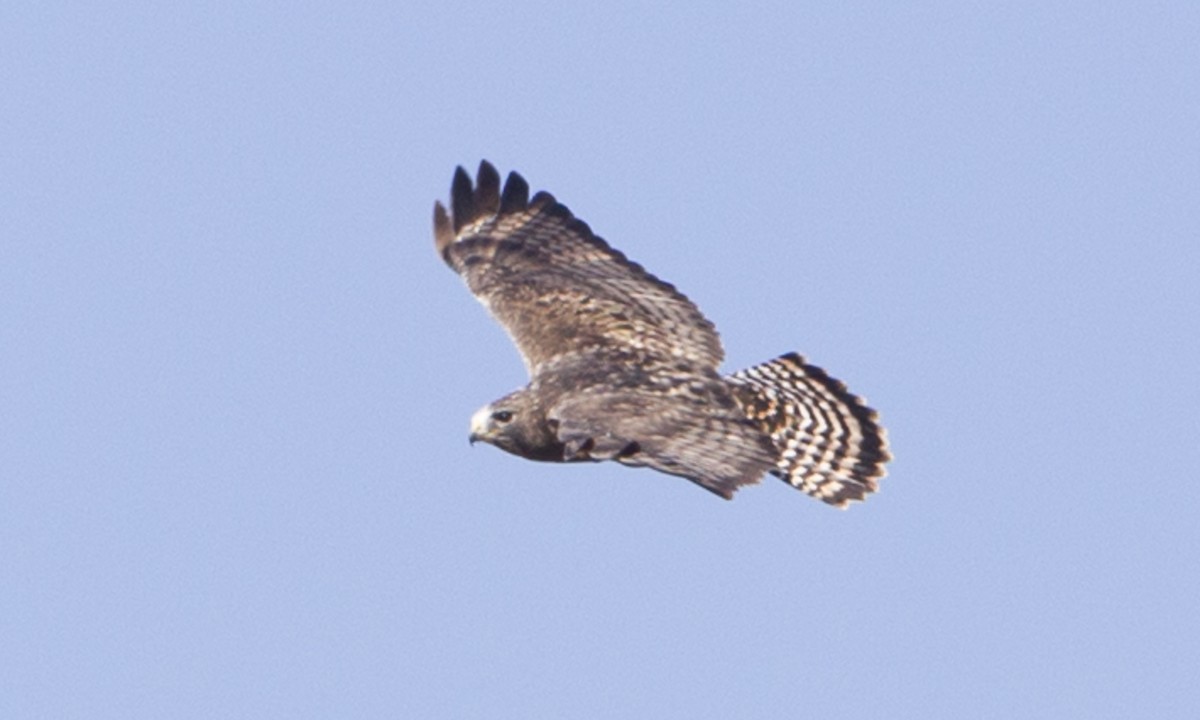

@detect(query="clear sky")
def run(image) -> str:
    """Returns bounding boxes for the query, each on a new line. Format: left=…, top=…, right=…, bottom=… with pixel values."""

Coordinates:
left=3, top=2, right=1198, bottom=718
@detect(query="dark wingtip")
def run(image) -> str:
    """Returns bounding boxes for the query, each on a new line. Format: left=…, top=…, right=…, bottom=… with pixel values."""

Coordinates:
left=528, top=190, right=558, bottom=211
left=433, top=201, right=453, bottom=258
left=448, top=162, right=510, bottom=235
left=499, top=171, right=530, bottom=213
left=450, top=166, right=475, bottom=233
left=475, top=160, right=501, bottom=216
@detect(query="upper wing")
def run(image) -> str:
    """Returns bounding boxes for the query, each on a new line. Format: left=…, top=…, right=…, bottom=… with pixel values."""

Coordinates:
left=433, top=161, right=724, bottom=375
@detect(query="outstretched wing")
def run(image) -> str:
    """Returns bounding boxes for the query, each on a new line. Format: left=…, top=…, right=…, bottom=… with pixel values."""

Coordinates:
left=434, top=161, right=724, bottom=375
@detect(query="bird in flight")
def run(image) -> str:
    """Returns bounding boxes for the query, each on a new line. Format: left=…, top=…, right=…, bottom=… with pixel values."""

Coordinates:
left=434, top=161, right=890, bottom=506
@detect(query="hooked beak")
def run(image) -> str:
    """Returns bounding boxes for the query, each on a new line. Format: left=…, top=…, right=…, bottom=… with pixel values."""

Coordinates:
left=468, top=405, right=492, bottom=447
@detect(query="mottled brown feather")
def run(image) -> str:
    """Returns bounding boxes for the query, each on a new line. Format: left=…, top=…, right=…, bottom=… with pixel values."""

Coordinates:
left=436, top=162, right=724, bottom=374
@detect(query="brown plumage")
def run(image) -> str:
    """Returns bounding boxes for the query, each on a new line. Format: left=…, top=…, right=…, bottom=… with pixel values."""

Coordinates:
left=435, top=161, right=890, bottom=505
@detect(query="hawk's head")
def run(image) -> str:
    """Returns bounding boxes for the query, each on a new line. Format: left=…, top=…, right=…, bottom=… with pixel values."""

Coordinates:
left=468, top=390, right=562, bottom=462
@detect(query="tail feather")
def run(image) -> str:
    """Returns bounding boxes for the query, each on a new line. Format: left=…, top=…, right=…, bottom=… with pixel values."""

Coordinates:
left=728, top=353, right=890, bottom=508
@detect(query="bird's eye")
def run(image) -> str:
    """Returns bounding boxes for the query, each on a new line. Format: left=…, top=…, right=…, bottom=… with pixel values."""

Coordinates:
left=492, top=410, right=514, bottom=423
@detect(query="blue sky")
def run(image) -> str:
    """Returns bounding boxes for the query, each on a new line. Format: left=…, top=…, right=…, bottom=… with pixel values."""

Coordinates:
left=3, top=2, right=1198, bottom=718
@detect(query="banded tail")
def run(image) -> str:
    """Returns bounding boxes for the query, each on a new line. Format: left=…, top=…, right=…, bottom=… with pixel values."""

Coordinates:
left=728, top=353, right=890, bottom=508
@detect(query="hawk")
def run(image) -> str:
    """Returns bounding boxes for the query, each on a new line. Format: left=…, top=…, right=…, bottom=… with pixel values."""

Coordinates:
left=434, top=161, right=890, bottom=506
